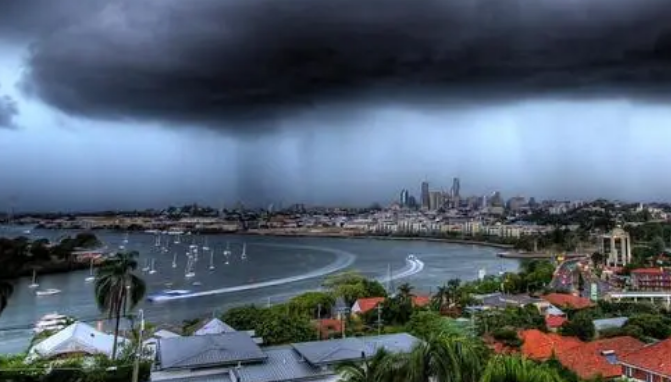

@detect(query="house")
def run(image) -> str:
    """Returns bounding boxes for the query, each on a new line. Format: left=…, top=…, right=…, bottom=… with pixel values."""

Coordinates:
left=620, top=338, right=671, bottom=382
left=545, top=315, right=567, bottom=332
left=556, top=336, right=645, bottom=380
left=143, top=329, right=181, bottom=358
left=541, top=293, right=594, bottom=310
left=315, top=319, right=343, bottom=340
left=194, top=318, right=237, bottom=336
left=519, top=329, right=583, bottom=360
left=471, top=293, right=547, bottom=311
left=631, top=268, right=671, bottom=291
left=152, top=332, right=420, bottom=382
left=29, top=322, right=129, bottom=360
left=350, top=296, right=430, bottom=315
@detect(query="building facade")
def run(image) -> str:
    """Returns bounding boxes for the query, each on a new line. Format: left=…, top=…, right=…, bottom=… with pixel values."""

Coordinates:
left=600, top=227, right=632, bottom=267
left=631, top=268, right=671, bottom=291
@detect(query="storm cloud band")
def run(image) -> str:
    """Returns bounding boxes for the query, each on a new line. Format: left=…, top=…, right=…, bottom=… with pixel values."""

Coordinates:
left=10, top=0, right=671, bottom=130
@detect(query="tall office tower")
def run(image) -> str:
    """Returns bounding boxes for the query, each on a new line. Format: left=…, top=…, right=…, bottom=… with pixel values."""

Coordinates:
left=451, top=177, right=461, bottom=198
left=429, top=191, right=444, bottom=211
left=420, top=182, right=430, bottom=209
left=400, top=189, right=409, bottom=207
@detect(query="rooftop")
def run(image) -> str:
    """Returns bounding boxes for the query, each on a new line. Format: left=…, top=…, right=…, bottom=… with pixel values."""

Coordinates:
left=157, top=332, right=267, bottom=370
left=541, top=293, right=593, bottom=310
left=557, top=336, right=646, bottom=380
left=620, top=338, right=671, bottom=378
left=234, top=345, right=334, bottom=382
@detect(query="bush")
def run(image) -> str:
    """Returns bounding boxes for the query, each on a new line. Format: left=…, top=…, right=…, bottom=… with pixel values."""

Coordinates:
left=0, top=355, right=150, bottom=382
left=491, top=328, right=522, bottom=348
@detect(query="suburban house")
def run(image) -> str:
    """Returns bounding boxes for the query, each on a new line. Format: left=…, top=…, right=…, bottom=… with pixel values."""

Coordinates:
left=29, top=322, right=129, bottom=360
left=350, top=296, right=430, bottom=315
left=471, top=293, right=547, bottom=311
left=541, top=293, right=594, bottom=310
left=151, top=331, right=420, bottom=382
left=620, top=338, right=671, bottom=382
left=593, top=317, right=629, bottom=337
left=515, top=329, right=648, bottom=380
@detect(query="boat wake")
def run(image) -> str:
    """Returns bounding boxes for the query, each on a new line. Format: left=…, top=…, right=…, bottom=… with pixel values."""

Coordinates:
left=147, top=244, right=357, bottom=302
left=377, top=257, right=425, bottom=283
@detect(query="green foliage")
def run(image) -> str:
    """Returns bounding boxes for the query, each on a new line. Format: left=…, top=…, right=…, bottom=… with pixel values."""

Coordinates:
left=477, top=306, right=545, bottom=335
left=405, top=311, right=468, bottom=340
left=289, top=291, right=335, bottom=318
left=625, top=314, right=671, bottom=340
left=323, top=271, right=387, bottom=306
left=559, top=311, right=595, bottom=341
left=491, top=328, right=522, bottom=348
left=482, top=355, right=565, bottom=382
left=0, top=354, right=151, bottom=382
left=222, top=304, right=315, bottom=345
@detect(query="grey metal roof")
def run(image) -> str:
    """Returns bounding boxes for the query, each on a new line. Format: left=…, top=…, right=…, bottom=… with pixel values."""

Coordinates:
left=234, top=346, right=335, bottom=382
left=477, top=293, right=542, bottom=309
left=153, top=372, right=233, bottom=382
left=158, top=332, right=267, bottom=370
left=291, top=333, right=419, bottom=366
left=593, top=317, right=629, bottom=331
left=194, top=319, right=237, bottom=336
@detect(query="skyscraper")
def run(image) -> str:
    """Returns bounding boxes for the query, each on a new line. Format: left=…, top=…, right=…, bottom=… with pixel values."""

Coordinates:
left=451, top=177, right=461, bottom=198
left=420, top=182, right=430, bottom=209
left=400, top=189, right=409, bottom=207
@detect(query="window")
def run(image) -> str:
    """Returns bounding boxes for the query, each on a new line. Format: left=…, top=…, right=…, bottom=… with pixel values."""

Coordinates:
left=625, top=367, right=633, bottom=378
left=646, top=373, right=654, bottom=382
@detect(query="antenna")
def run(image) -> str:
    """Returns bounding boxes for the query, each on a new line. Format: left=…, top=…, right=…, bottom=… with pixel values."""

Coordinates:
left=376, top=304, right=383, bottom=336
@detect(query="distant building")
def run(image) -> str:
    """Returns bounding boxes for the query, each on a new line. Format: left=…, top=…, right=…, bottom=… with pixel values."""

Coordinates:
left=400, top=189, right=409, bottom=207
left=600, top=227, right=632, bottom=267
left=630, top=268, right=671, bottom=291
left=420, top=182, right=430, bottom=210
left=429, top=191, right=443, bottom=211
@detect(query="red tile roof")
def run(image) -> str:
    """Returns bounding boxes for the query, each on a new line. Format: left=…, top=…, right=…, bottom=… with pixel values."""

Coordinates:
left=353, top=297, right=385, bottom=314
left=620, top=338, right=671, bottom=378
left=352, top=295, right=431, bottom=314
left=315, top=319, right=343, bottom=339
left=542, top=293, right=594, bottom=310
left=557, top=336, right=646, bottom=380
left=545, top=315, right=567, bottom=329
left=631, top=268, right=667, bottom=275
left=520, top=329, right=583, bottom=360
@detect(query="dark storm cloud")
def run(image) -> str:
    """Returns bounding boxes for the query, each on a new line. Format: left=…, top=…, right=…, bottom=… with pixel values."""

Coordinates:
left=17, top=0, right=671, bottom=129
left=0, top=86, right=18, bottom=129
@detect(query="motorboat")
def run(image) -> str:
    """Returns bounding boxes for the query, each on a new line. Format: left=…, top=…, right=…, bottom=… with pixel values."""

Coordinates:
left=240, top=243, right=247, bottom=260
left=36, top=288, right=61, bottom=296
left=146, top=289, right=191, bottom=302
left=407, top=254, right=417, bottom=261
left=192, top=281, right=202, bottom=286
left=149, top=259, right=157, bottom=275
left=223, top=242, right=232, bottom=257
left=144, top=229, right=160, bottom=234
left=167, top=230, right=185, bottom=236
left=85, top=259, right=95, bottom=282
left=34, top=313, right=68, bottom=334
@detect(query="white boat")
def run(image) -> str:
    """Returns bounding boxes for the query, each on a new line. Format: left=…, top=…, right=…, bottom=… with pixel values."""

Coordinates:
left=85, top=259, right=95, bottom=282
left=407, top=254, right=417, bottom=261
left=122, top=233, right=129, bottom=244
left=223, top=242, right=232, bottom=256
left=141, top=259, right=150, bottom=272
left=171, top=252, right=178, bottom=268
left=149, top=259, right=157, bottom=275
left=184, top=256, right=195, bottom=278
left=240, top=243, right=247, bottom=260
left=34, top=313, right=68, bottom=334
left=145, top=229, right=160, bottom=234
left=192, top=281, right=202, bottom=286
left=202, top=237, right=210, bottom=252
left=185, top=271, right=196, bottom=279
left=154, top=235, right=161, bottom=247
left=23, top=229, right=32, bottom=235
left=147, top=289, right=191, bottom=302
left=167, top=230, right=185, bottom=236
left=209, top=249, right=215, bottom=270
left=36, top=288, right=61, bottom=296
left=28, top=270, right=39, bottom=289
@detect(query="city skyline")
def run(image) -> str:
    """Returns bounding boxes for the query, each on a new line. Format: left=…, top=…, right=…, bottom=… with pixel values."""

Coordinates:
left=2, top=1, right=671, bottom=210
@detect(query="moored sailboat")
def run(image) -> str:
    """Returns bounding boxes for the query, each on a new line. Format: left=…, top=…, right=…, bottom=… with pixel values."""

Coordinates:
left=28, top=269, right=39, bottom=289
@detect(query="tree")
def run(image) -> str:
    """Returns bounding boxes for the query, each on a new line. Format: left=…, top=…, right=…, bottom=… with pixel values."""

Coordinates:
left=94, top=251, right=147, bottom=359
left=337, top=348, right=391, bottom=382
left=399, top=335, right=484, bottom=382
left=396, top=283, right=414, bottom=304
left=405, top=311, right=468, bottom=340
left=482, top=355, right=564, bottom=382
left=625, top=314, right=671, bottom=340
left=559, top=311, right=595, bottom=341
left=221, top=305, right=265, bottom=330
left=289, top=291, right=335, bottom=318
left=323, top=271, right=387, bottom=306
left=255, top=306, right=315, bottom=345
left=590, top=252, right=604, bottom=267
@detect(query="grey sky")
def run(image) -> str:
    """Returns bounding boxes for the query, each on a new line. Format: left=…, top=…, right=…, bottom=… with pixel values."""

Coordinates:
left=1, top=0, right=671, bottom=211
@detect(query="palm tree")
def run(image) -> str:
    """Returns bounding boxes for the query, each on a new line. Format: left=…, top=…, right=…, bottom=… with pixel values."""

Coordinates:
left=396, top=283, right=414, bottom=304
left=94, top=251, right=146, bottom=360
left=0, top=280, right=12, bottom=316
left=337, top=348, right=391, bottom=382
left=397, top=335, right=484, bottom=382
left=481, top=355, right=563, bottom=382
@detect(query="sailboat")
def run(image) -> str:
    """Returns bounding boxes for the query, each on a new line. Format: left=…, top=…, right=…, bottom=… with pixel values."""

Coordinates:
left=202, top=237, right=210, bottom=252
left=209, top=248, right=215, bottom=270
left=85, top=260, right=95, bottom=282
left=28, top=270, right=39, bottom=289
left=154, top=234, right=161, bottom=247
left=223, top=242, right=232, bottom=256
left=240, top=243, right=247, bottom=260
left=149, top=259, right=157, bottom=275
left=123, top=232, right=129, bottom=244
left=174, top=234, right=181, bottom=244
left=185, top=256, right=196, bottom=278
left=172, top=252, right=178, bottom=268
left=141, top=259, right=150, bottom=272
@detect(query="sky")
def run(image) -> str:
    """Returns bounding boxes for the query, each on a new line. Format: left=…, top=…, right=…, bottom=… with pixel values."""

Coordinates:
left=1, top=0, right=671, bottom=211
